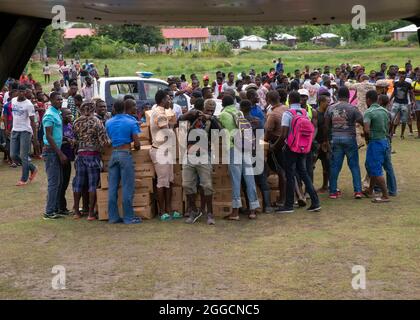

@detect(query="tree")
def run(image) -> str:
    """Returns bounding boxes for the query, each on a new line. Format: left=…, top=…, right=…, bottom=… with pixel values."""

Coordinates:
left=223, top=26, right=245, bottom=43
left=97, top=25, right=163, bottom=52
left=295, top=26, right=319, bottom=42
left=37, top=25, right=64, bottom=57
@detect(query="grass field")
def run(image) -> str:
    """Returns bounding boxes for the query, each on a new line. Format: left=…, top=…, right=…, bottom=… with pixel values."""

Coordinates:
left=0, top=133, right=419, bottom=299
left=28, top=47, right=420, bottom=84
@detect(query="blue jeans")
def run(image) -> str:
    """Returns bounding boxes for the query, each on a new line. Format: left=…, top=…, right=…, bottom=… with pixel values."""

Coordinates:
left=108, top=150, right=135, bottom=223
left=10, top=131, right=36, bottom=182
left=383, top=143, right=397, bottom=195
left=329, top=136, right=362, bottom=193
left=284, top=146, right=319, bottom=209
left=228, top=148, right=260, bottom=210
left=43, top=151, right=62, bottom=214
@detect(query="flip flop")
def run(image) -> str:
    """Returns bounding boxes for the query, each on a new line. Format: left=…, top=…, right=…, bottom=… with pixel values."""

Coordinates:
left=248, top=212, right=257, bottom=220
left=224, top=214, right=240, bottom=221
left=172, top=211, right=183, bottom=219
left=372, top=198, right=391, bottom=203
left=87, top=215, right=97, bottom=221
left=160, top=213, right=172, bottom=221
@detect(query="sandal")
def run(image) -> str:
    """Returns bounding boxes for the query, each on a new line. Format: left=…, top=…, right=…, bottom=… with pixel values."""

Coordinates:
left=87, top=215, right=97, bottom=221
left=172, top=211, right=183, bottom=219
left=248, top=212, right=257, bottom=219
left=160, top=213, right=172, bottom=221
left=224, top=214, right=240, bottom=221
left=372, top=197, right=391, bottom=203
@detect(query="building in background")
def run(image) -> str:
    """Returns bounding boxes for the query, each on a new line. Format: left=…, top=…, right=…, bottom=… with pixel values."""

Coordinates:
left=239, top=35, right=268, bottom=50
left=390, top=24, right=419, bottom=41
left=311, top=33, right=343, bottom=46
left=160, top=28, right=210, bottom=52
left=273, top=33, right=298, bottom=47
left=63, top=28, right=96, bottom=42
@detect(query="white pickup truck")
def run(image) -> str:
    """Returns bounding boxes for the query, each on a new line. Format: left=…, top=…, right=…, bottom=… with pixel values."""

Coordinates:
left=96, top=76, right=191, bottom=113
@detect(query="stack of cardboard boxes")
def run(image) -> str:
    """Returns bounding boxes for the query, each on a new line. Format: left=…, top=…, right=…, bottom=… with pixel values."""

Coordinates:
left=96, top=121, right=273, bottom=220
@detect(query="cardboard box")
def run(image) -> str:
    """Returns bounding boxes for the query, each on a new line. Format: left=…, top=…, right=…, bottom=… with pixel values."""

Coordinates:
left=134, top=205, right=155, bottom=220
left=174, top=163, right=182, bottom=174
left=135, top=163, right=155, bottom=178
left=132, top=145, right=153, bottom=164
left=139, top=124, right=151, bottom=141
left=100, top=172, right=109, bottom=189
left=267, top=174, right=279, bottom=190
left=172, top=187, right=183, bottom=200
left=213, top=188, right=233, bottom=203
left=135, top=178, right=153, bottom=192
left=212, top=164, right=229, bottom=176
left=270, top=190, right=280, bottom=204
left=212, top=175, right=231, bottom=188
left=173, top=172, right=182, bottom=187
left=133, top=193, right=152, bottom=207
left=97, top=189, right=108, bottom=203
left=213, top=202, right=232, bottom=217
left=171, top=201, right=184, bottom=214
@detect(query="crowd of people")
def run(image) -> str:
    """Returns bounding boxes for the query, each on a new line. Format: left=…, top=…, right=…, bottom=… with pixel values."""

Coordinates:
left=0, top=57, right=419, bottom=225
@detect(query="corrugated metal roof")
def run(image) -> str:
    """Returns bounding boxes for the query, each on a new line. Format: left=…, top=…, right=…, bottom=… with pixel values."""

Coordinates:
left=161, top=28, right=209, bottom=39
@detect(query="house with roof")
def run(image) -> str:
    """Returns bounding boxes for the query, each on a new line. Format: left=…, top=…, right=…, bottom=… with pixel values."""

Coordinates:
left=311, top=33, right=342, bottom=46
left=272, top=33, right=298, bottom=47
left=390, top=24, right=419, bottom=41
left=160, top=28, right=210, bottom=52
left=239, top=35, right=268, bottom=50
left=63, top=28, right=96, bottom=41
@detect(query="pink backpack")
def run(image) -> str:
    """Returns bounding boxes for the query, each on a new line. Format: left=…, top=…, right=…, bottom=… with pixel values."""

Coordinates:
left=286, top=109, right=314, bottom=154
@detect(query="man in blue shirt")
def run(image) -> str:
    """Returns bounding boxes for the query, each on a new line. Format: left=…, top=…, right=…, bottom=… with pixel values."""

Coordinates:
left=246, top=89, right=265, bottom=127
left=105, top=99, right=142, bottom=224
left=42, top=92, right=67, bottom=220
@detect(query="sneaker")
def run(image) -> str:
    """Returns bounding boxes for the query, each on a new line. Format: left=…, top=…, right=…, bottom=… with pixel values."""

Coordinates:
left=329, top=191, right=342, bottom=199
left=57, top=209, right=73, bottom=216
left=43, top=212, right=60, bottom=220
left=264, top=206, right=276, bottom=213
left=307, top=205, right=321, bottom=212
left=207, top=214, right=216, bottom=225
left=185, top=210, right=202, bottom=224
left=276, top=206, right=294, bottom=214
left=354, top=192, right=363, bottom=199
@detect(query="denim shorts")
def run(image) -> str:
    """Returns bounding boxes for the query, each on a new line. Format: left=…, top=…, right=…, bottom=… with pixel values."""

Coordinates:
left=391, top=103, right=409, bottom=123
left=366, top=139, right=388, bottom=177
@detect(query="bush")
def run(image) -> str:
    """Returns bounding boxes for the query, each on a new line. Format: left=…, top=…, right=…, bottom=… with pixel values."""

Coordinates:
left=202, top=42, right=233, bottom=57
left=407, top=33, right=419, bottom=44
left=296, top=42, right=328, bottom=50
left=262, top=44, right=292, bottom=51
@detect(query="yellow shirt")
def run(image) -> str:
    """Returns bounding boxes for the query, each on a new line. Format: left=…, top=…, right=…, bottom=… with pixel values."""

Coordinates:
left=412, top=81, right=420, bottom=101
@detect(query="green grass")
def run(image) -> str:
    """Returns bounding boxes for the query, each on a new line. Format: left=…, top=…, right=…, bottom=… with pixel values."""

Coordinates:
left=28, top=47, right=420, bottom=85
left=0, top=133, right=419, bottom=299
